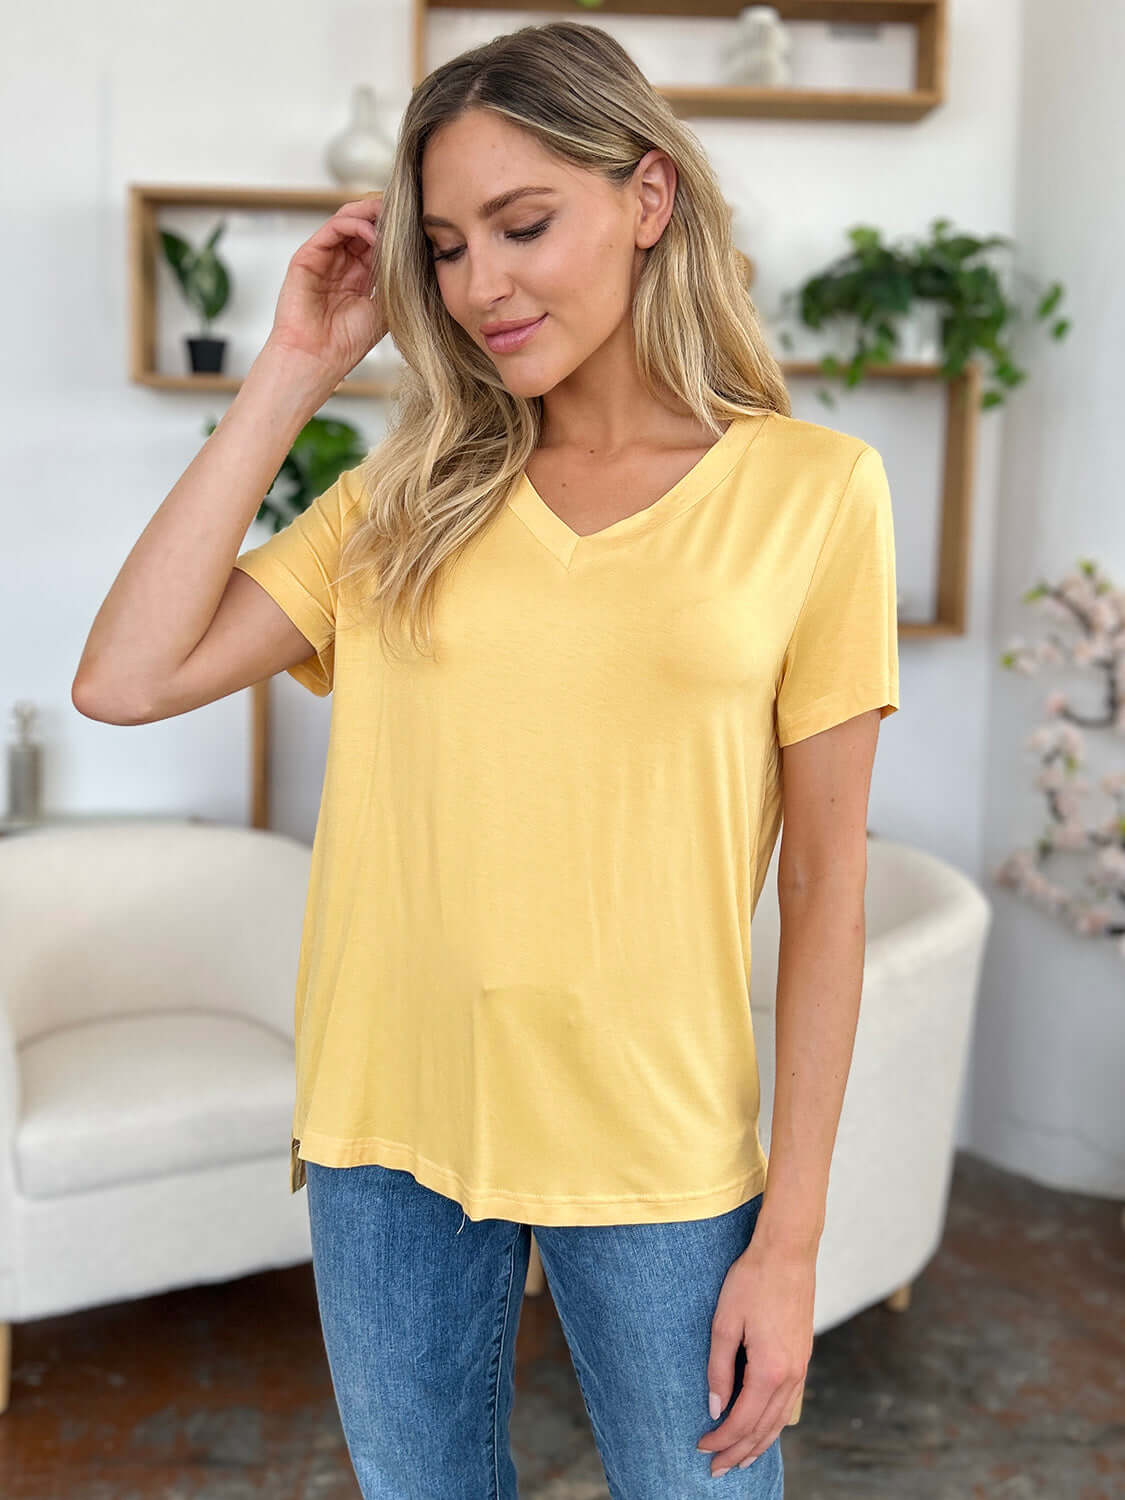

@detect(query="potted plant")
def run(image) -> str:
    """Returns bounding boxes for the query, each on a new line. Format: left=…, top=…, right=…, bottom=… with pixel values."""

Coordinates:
left=202, top=412, right=368, bottom=531
left=160, top=219, right=233, bottom=375
left=775, top=218, right=1070, bottom=410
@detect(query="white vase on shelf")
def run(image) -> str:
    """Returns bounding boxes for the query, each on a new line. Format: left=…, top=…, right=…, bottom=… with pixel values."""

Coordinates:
left=324, top=84, right=396, bottom=192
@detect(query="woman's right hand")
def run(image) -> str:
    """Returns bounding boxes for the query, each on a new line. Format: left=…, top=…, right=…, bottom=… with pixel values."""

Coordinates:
left=267, top=196, right=388, bottom=382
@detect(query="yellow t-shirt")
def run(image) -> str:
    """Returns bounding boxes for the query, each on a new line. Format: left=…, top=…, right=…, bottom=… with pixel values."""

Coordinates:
left=232, top=410, right=899, bottom=1225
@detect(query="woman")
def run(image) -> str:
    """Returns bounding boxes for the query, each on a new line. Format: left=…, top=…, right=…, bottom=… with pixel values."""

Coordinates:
left=74, top=20, right=899, bottom=1498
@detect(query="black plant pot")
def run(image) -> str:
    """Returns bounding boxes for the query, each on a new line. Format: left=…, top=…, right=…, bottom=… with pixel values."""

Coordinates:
left=186, top=336, right=227, bottom=374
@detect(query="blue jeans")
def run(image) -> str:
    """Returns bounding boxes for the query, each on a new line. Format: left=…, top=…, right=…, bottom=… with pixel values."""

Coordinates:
left=305, top=1160, right=786, bottom=1499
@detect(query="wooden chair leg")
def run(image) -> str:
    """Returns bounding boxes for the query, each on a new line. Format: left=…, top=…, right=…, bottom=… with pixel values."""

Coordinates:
left=525, top=1233, right=546, bottom=1296
left=886, top=1280, right=912, bottom=1312
left=785, top=1383, right=804, bottom=1425
left=0, top=1322, right=10, bottom=1414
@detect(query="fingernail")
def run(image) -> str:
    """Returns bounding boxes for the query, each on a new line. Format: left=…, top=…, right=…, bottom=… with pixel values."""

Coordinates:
left=708, top=1390, right=722, bottom=1420
left=713, top=1467, right=730, bottom=1479
left=739, top=1455, right=757, bottom=1468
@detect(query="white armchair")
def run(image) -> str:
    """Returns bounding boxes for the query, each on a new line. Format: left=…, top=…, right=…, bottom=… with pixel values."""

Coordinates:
left=0, top=819, right=992, bottom=1427
left=0, top=819, right=316, bottom=1413
left=520, top=832, right=992, bottom=1431
left=750, top=832, right=993, bottom=1333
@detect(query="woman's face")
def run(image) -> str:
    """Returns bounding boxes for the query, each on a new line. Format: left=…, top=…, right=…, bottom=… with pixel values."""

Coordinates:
left=420, top=109, right=671, bottom=399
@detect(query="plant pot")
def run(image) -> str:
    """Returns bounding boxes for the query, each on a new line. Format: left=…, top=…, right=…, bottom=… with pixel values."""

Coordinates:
left=825, top=314, right=862, bottom=361
left=774, top=313, right=855, bottom=364
left=186, top=336, right=227, bottom=374
left=895, top=303, right=942, bottom=363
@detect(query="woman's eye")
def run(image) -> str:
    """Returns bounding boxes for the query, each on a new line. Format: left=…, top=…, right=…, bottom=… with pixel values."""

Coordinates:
left=431, top=218, right=551, bottom=264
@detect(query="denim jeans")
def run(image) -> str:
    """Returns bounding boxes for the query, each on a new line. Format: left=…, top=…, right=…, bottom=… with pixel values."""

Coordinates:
left=305, top=1159, right=786, bottom=1499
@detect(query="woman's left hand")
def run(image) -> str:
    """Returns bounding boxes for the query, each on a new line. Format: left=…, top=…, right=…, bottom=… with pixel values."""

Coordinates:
left=695, top=1233, right=816, bottom=1477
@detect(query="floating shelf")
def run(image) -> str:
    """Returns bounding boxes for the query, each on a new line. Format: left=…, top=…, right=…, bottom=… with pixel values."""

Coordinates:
left=783, top=358, right=980, bottom=641
left=128, top=181, right=975, bottom=824
left=411, top=0, right=947, bottom=122
left=129, top=181, right=976, bottom=645
left=127, top=183, right=396, bottom=399
left=245, top=354, right=977, bottom=829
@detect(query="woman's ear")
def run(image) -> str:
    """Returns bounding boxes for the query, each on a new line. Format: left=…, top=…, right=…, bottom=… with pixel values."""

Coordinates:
left=633, top=149, right=677, bottom=251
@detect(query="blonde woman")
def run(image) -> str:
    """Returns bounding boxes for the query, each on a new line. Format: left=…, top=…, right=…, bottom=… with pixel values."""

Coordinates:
left=75, top=20, right=898, bottom=1498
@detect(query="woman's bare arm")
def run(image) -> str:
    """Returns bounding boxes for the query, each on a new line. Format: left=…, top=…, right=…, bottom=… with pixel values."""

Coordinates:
left=72, top=195, right=386, bottom=725
left=71, top=341, right=338, bottom=724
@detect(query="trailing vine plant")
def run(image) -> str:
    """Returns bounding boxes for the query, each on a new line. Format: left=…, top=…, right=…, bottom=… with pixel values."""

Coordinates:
left=777, top=218, right=1070, bottom=410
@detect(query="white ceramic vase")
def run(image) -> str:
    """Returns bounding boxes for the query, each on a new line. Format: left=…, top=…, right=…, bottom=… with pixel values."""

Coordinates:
left=324, top=84, right=396, bottom=192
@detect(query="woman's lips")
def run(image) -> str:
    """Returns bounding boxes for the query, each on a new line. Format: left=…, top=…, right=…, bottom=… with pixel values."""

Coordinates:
left=483, top=314, right=547, bottom=353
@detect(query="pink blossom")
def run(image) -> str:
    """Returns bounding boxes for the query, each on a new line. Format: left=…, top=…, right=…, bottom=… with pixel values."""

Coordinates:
left=1041, top=596, right=1074, bottom=622
left=1090, top=598, right=1119, bottom=633
left=1053, top=791, right=1083, bottom=821
left=1073, top=904, right=1115, bottom=936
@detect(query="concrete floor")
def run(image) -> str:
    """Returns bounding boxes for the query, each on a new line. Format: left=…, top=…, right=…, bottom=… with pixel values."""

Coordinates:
left=0, top=1150, right=1121, bottom=1499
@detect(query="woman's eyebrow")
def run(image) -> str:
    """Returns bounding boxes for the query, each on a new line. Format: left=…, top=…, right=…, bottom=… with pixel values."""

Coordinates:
left=421, top=185, right=559, bottom=230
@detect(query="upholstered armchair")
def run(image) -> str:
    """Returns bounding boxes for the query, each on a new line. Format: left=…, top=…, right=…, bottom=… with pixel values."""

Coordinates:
left=0, top=819, right=315, bottom=1413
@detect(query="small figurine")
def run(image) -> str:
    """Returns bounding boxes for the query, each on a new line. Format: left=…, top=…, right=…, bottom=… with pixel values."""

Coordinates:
left=7, top=700, right=42, bottom=822
left=721, top=6, right=792, bottom=88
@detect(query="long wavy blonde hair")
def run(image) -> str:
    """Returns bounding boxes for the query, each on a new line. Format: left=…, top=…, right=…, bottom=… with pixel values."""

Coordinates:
left=340, top=19, right=792, bottom=659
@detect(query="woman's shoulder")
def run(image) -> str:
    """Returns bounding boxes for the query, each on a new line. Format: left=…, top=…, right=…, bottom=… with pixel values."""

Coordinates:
left=753, top=409, right=871, bottom=475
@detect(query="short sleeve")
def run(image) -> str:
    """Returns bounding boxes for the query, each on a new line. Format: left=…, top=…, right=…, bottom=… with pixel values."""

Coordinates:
left=775, top=444, right=900, bottom=747
left=232, top=466, right=361, bottom=697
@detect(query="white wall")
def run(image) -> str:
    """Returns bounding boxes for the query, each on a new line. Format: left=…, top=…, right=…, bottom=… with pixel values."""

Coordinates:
left=971, top=1, right=1125, bottom=1197
left=13, top=3, right=1116, bottom=1194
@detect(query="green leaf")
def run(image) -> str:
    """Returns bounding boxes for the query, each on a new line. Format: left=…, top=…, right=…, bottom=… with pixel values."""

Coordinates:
left=159, top=230, right=192, bottom=277
left=1037, top=282, right=1063, bottom=318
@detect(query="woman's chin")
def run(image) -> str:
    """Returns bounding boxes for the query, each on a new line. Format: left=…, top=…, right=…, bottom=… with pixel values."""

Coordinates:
left=498, top=366, right=562, bottom=399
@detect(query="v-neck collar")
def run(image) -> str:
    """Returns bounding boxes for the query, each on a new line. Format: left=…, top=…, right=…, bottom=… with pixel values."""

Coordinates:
left=506, top=412, right=772, bottom=570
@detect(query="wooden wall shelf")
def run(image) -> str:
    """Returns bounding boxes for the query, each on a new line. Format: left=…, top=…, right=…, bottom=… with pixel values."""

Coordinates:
left=411, top=0, right=947, bottom=122
left=245, top=353, right=977, bottom=829
left=127, top=183, right=401, bottom=398
left=783, top=357, right=980, bottom=644
left=248, top=357, right=975, bottom=828
left=126, top=182, right=974, bottom=828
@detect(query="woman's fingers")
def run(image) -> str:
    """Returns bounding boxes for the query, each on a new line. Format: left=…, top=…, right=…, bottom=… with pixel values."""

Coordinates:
left=723, top=1377, right=803, bottom=1473
left=313, top=215, right=377, bottom=244
left=335, top=196, right=382, bottom=215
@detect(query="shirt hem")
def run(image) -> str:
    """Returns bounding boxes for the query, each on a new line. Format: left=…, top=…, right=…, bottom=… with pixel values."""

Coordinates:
left=777, top=684, right=899, bottom=747
left=290, top=1130, right=769, bottom=1226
